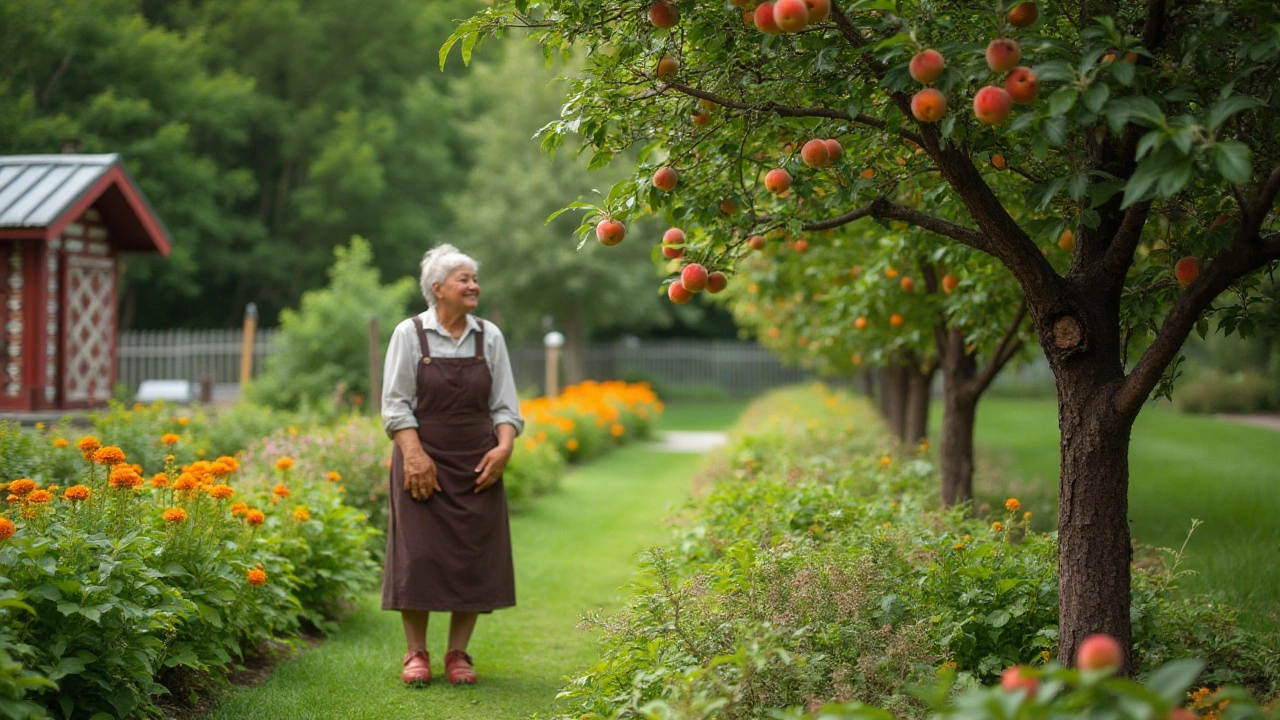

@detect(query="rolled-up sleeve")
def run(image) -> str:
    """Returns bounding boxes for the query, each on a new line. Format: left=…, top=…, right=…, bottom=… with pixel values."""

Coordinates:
left=381, top=320, right=420, bottom=438
left=484, top=322, right=524, bottom=436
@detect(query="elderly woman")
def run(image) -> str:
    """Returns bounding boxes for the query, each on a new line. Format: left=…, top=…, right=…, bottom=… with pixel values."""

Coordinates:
left=380, top=243, right=523, bottom=686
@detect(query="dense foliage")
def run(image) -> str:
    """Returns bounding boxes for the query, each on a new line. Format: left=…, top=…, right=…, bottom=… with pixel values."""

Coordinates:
left=551, top=387, right=1278, bottom=719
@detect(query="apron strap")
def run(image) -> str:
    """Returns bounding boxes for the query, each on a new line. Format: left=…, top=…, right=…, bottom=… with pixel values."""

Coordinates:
left=411, top=316, right=433, bottom=359
left=473, top=322, right=485, bottom=361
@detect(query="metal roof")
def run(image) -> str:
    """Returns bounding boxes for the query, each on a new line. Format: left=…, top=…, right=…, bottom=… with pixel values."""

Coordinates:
left=0, top=154, right=119, bottom=228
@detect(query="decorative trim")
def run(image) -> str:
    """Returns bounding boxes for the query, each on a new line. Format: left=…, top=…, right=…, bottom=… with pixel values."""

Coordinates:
left=62, top=254, right=114, bottom=403
left=4, top=246, right=23, bottom=397
left=44, top=250, right=60, bottom=402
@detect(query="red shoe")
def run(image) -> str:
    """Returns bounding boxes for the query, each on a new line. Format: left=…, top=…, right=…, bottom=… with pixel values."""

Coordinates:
left=444, top=649, right=477, bottom=685
left=401, top=649, right=431, bottom=685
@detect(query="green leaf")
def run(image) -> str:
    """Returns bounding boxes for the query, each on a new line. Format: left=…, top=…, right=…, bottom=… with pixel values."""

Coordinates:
left=1110, top=59, right=1135, bottom=86
left=1214, top=141, right=1252, bottom=184
left=1157, top=157, right=1193, bottom=196
left=545, top=201, right=596, bottom=225
left=48, top=656, right=87, bottom=680
left=1208, top=95, right=1262, bottom=131
left=1147, top=659, right=1206, bottom=704
left=1105, top=96, right=1165, bottom=134
left=1084, top=83, right=1111, bottom=113
left=1048, top=88, right=1078, bottom=117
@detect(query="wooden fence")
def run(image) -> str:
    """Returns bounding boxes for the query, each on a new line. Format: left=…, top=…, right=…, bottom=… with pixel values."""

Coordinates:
left=115, top=330, right=810, bottom=398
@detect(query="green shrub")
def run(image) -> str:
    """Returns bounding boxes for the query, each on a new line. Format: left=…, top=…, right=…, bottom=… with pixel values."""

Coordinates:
left=505, top=436, right=566, bottom=512
left=552, top=385, right=1279, bottom=720
left=248, top=236, right=416, bottom=410
left=1174, top=370, right=1279, bottom=414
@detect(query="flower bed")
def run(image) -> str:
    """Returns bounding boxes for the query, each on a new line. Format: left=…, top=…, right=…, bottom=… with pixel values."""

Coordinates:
left=520, top=380, right=661, bottom=463
left=552, top=385, right=1279, bottom=719
left=0, top=414, right=376, bottom=719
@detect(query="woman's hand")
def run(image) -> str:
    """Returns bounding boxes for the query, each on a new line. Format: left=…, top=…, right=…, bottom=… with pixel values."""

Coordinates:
left=403, top=448, right=440, bottom=502
left=473, top=443, right=512, bottom=494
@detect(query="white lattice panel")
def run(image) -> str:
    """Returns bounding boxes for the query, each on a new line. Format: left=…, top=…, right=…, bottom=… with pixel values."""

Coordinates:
left=4, top=246, right=22, bottom=398
left=63, top=255, right=115, bottom=403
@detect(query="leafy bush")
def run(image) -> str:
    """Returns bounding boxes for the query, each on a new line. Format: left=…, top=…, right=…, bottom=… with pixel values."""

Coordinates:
left=1174, top=370, right=1279, bottom=414
left=521, top=380, right=661, bottom=462
left=552, top=386, right=1279, bottom=719
left=0, top=419, right=378, bottom=719
left=248, top=236, right=416, bottom=410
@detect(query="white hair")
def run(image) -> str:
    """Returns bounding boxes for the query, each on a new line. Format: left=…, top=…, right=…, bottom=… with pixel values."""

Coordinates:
left=420, top=244, right=479, bottom=307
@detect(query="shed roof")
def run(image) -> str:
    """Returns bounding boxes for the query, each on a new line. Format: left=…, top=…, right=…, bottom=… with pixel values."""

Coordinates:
left=0, top=154, right=171, bottom=255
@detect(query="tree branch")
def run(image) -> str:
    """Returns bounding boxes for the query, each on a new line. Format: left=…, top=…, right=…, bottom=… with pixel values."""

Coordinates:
left=1102, top=201, right=1153, bottom=276
left=784, top=198, right=995, bottom=255
left=1115, top=232, right=1280, bottom=416
left=974, top=300, right=1029, bottom=396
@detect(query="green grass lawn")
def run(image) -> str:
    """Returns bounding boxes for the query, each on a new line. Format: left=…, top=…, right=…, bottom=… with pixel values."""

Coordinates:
left=656, top=399, right=752, bottom=432
left=963, top=398, right=1280, bottom=632
left=205, top=429, right=730, bottom=717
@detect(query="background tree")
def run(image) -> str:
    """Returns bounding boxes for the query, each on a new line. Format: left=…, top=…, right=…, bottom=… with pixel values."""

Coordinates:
left=446, top=0, right=1280, bottom=668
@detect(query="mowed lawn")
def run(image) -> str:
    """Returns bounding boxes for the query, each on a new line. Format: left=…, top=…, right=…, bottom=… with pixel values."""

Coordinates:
left=966, top=398, right=1280, bottom=632
left=205, top=405, right=740, bottom=719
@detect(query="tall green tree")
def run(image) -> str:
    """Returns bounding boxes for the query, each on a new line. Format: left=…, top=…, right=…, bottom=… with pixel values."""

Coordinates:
left=446, top=42, right=673, bottom=384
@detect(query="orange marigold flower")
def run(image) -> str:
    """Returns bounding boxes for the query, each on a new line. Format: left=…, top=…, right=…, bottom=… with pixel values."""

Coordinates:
left=292, top=506, right=311, bottom=523
left=173, top=474, right=199, bottom=491
left=0, top=517, right=14, bottom=540
left=161, top=433, right=181, bottom=446
left=63, top=485, right=91, bottom=502
left=211, top=460, right=235, bottom=478
left=245, top=509, right=266, bottom=526
left=26, top=490, right=53, bottom=504
left=150, top=473, right=170, bottom=488
left=177, top=416, right=190, bottom=426
left=1023, top=511, right=1032, bottom=521
left=275, top=457, right=295, bottom=472
left=230, top=501, right=248, bottom=517
left=880, top=455, right=892, bottom=467
left=610, top=423, right=625, bottom=437
left=992, top=521, right=1005, bottom=532
left=246, top=565, right=267, bottom=586
left=209, top=484, right=234, bottom=500
left=8, top=479, right=36, bottom=497
left=52, top=437, right=69, bottom=448
left=165, top=454, right=175, bottom=463
left=5, top=496, right=19, bottom=505
left=272, top=483, right=290, bottom=499
left=1005, top=497, right=1021, bottom=512
left=46, top=485, right=59, bottom=493
left=216, top=456, right=240, bottom=471
left=76, top=436, right=101, bottom=456
left=162, top=507, right=188, bottom=524
left=93, top=446, right=126, bottom=465
left=109, top=465, right=143, bottom=489
left=565, top=439, right=579, bottom=452
left=326, top=471, right=341, bottom=483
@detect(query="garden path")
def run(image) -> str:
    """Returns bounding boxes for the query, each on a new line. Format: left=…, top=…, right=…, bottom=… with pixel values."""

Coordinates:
left=204, top=427, right=718, bottom=719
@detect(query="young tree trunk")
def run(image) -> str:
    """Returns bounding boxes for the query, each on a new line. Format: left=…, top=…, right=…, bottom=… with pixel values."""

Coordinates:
left=1055, top=381, right=1136, bottom=670
left=561, top=304, right=586, bottom=386
left=939, top=382, right=977, bottom=506
left=880, top=360, right=908, bottom=441
left=860, top=368, right=876, bottom=403
left=904, top=361, right=935, bottom=444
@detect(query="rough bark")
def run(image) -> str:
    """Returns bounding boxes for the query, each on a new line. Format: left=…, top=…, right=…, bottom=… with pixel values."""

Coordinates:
left=939, top=348, right=978, bottom=507
left=859, top=368, right=876, bottom=403
left=904, top=360, right=935, bottom=445
left=880, top=360, right=908, bottom=441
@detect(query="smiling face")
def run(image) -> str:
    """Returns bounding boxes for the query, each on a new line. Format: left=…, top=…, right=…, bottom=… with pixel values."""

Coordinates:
left=433, top=264, right=480, bottom=313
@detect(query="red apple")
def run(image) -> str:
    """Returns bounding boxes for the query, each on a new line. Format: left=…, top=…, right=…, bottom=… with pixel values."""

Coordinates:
left=911, top=88, right=947, bottom=123
left=692, top=107, right=712, bottom=126
left=973, top=86, right=1013, bottom=125
left=1000, top=665, right=1039, bottom=695
left=748, top=235, right=767, bottom=251
left=1008, top=2, right=1038, bottom=28
left=889, top=313, right=904, bottom=326
left=793, top=238, right=809, bottom=253
left=801, top=139, right=830, bottom=168
left=667, top=280, right=693, bottom=304
left=804, top=0, right=830, bottom=22
left=1175, top=256, right=1201, bottom=286
left=653, top=166, right=678, bottom=191
left=648, top=2, right=680, bottom=29
left=901, top=276, right=915, bottom=292
left=1058, top=228, right=1075, bottom=251
left=909, top=49, right=946, bottom=84
left=1004, top=67, right=1040, bottom=104
left=772, top=0, right=809, bottom=32
left=656, top=54, right=680, bottom=81
left=824, top=138, right=844, bottom=163
left=681, top=263, right=709, bottom=292
left=942, top=273, right=959, bottom=294
left=1076, top=634, right=1123, bottom=671
left=765, top=168, right=793, bottom=194
left=596, top=219, right=625, bottom=246
left=706, top=271, right=728, bottom=294
left=855, top=316, right=868, bottom=330
left=986, top=38, right=1022, bottom=73
left=1168, top=708, right=1198, bottom=720
left=754, top=2, right=781, bottom=33
left=662, top=228, right=685, bottom=258
left=719, top=198, right=738, bottom=215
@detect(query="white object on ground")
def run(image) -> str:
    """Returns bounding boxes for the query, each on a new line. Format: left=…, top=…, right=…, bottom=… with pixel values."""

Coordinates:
left=135, top=380, right=194, bottom=403
left=650, top=431, right=730, bottom=453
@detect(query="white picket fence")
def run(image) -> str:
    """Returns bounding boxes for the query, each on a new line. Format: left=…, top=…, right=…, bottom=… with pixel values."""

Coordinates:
left=115, top=330, right=810, bottom=398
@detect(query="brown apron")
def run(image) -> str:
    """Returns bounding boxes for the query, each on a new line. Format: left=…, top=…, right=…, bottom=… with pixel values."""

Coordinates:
left=381, top=317, right=516, bottom=612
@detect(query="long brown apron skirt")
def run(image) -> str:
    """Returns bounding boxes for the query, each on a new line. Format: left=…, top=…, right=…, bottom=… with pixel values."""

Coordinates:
left=381, top=318, right=516, bottom=612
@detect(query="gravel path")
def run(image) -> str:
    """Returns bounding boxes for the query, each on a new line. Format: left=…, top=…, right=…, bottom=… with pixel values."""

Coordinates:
left=1217, top=413, right=1280, bottom=431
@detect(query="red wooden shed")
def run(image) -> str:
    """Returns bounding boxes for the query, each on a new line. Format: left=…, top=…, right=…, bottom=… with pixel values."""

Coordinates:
left=0, top=154, right=171, bottom=411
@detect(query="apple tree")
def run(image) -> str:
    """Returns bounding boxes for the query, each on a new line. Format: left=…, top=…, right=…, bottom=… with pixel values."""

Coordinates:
left=444, top=0, right=1280, bottom=668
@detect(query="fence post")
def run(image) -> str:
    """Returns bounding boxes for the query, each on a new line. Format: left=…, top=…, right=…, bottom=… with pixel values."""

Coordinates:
left=240, top=303, right=258, bottom=390
left=368, top=316, right=382, bottom=415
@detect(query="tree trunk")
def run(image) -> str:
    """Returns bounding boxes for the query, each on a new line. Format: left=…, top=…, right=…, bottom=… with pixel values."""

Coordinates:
left=1055, top=383, right=1135, bottom=671
left=561, top=303, right=586, bottom=386
left=904, top=362, right=934, bottom=444
left=860, top=368, right=876, bottom=402
left=939, top=383, right=977, bottom=506
left=880, top=361, right=908, bottom=441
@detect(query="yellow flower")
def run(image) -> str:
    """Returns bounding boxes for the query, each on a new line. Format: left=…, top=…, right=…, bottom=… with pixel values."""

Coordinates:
left=287, top=426, right=298, bottom=436
left=161, top=433, right=180, bottom=446
left=992, top=521, right=1005, bottom=532
left=132, top=403, right=143, bottom=411
left=566, top=439, right=579, bottom=452
left=8, top=479, right=36, bottom=497
left=326, top=471, right=341, bottom=483
left=209, top=484, right=234, bottom=500
left=162, top=507, right=188, bottom=524
left=292, top=506, right=311, bottom=523
left=1005, top=497, right=1021, bottom=512
left=63, top=485, right=91, bottom=502
left=177, top=416, right=190, bottom=426
left=952, top=542, right=965, bottom=550
left=919, top=441, right=930, bottom=452
left=195, top=448, right=206, bottom=458
left=1024, top=511, right=1032, bottom=521
left=52, top=438, right=68, bottom=448
left=245, top=509, right=266, bottom=526
left=880, top=455, right=892, bottom=467
left=1040, top=650, right=1052, bottom=663
left=0, top=517, right=14, bottom=540
left=942, top=660, right=957, bottom=670
left=247, top=565, right=267, bottom=586
left=92, top=446, right=126, bottom=465
left=34, top=422, right=45, bottom=430
left=275, top=457, right=295, bottom=472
